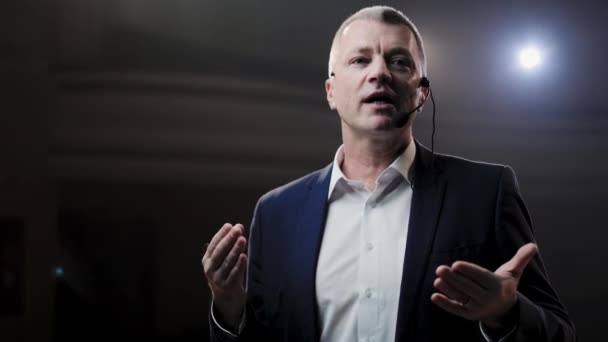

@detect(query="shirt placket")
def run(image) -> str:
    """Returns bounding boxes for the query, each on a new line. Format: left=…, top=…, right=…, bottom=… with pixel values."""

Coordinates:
left=357, top=186, right=381, bottom=342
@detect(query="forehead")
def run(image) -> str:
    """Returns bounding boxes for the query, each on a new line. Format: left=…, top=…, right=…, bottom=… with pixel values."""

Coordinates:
left=338, top=19, right=417, bottom=55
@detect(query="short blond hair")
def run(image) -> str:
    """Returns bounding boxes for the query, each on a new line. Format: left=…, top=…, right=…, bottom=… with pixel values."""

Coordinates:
left=328, top=6, right=427, bottom=77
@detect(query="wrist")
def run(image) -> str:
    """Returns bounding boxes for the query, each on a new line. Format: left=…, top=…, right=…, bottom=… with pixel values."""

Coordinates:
left=483, top=297, right=519, bottom=330
left=213, top=295, right=246, bottom=329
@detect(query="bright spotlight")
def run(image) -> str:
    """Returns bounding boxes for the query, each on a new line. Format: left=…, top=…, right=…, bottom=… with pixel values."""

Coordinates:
left=519, top=47, right=541, bottom=69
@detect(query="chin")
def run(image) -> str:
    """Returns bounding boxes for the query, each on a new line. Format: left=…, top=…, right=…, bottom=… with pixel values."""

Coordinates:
left=368, top=115, right=395, bottom=131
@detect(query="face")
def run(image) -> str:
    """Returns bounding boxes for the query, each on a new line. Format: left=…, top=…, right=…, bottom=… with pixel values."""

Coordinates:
left=325, top=19, right=428, bottom=135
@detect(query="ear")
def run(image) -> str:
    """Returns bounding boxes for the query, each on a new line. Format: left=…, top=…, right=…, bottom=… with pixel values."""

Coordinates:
left=325, top=78, right=337, bottom=110
left=417, top=85, right=430, bottom=111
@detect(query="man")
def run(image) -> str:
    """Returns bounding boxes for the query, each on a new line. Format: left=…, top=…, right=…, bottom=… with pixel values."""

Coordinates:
left=202, top=6, right=576, bottom=342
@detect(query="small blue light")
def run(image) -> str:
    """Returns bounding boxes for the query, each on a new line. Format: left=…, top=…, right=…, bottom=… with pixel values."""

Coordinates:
left=54, top=266, right=64, bottom=277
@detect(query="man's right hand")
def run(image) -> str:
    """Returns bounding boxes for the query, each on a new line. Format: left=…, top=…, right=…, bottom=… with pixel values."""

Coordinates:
left=202, top=223, right=248, bottom=330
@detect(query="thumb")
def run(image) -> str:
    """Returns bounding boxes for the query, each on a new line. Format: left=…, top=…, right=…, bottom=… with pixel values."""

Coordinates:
left=496, top=243, right=538, bottom=278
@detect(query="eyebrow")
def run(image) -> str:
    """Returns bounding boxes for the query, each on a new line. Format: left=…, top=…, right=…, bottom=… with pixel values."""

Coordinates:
left=345, top=47, right=374, bottom=56
left=386, top=47, right=415, bottom=60
left=345, top=46, right=415, bottom=60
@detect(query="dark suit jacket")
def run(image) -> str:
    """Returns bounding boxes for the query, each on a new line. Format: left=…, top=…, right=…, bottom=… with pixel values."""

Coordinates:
left=211, top=142, right=576, bottom=341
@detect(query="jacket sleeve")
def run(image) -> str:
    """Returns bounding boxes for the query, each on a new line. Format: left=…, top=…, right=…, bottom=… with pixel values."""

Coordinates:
left=209, top=199, right=273, bottom=342
left=494, top=166, right=577, bottom=342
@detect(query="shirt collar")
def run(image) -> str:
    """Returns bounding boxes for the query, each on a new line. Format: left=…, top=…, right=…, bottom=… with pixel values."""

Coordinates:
left=328, top=141, right=417, bottom=200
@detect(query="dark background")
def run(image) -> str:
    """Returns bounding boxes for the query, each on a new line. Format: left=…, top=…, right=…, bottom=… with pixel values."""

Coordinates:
left=1, top=0, right=606, bottom=340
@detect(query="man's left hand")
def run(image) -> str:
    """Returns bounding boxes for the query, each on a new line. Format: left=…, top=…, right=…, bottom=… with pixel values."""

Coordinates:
left=431, top=243, right=538, bottom=329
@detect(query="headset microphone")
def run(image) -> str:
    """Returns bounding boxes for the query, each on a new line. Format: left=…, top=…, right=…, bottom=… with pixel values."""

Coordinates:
left=391, top=76, right=431, bottom=128
left=329, top=73, right=436, bottom=156
left=328, top=72, right=437, bottom=187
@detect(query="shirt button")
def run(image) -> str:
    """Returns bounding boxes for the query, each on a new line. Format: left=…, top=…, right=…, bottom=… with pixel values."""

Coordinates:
left=365, top=288, right=372, bottom=298
left=366, top=242, right=374, bottom=251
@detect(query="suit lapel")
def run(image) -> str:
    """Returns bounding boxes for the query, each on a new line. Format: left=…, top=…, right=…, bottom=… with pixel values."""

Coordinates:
left=287, top=164, right=332, bottom=342
left=395, top=142, right=447, bottom=342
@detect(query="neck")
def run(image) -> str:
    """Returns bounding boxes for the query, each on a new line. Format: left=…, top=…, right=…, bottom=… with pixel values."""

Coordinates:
left=340, top=127, right=413, bottom=191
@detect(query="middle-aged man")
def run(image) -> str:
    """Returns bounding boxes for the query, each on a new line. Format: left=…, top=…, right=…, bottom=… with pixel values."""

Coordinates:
left=202, top=5, right=576, bottom=342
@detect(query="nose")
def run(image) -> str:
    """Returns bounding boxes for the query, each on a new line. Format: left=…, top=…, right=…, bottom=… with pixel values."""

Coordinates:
left=368, top=58, right=392, bottom=84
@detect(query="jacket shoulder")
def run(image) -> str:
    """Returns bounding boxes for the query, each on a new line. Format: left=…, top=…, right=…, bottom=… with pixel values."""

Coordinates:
left=434, top=152, right=513, bottom=184
left=258, top=165, right=331, bottom=207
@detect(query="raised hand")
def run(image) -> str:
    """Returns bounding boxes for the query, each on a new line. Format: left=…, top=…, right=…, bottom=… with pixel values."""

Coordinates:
left=431, top=243, right=538, bottom=329
left=202, top=223, right=248, bottom=329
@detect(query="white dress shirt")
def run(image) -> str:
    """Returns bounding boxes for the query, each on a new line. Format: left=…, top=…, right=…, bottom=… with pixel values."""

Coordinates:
left=315, top=142, right=415, bottom=342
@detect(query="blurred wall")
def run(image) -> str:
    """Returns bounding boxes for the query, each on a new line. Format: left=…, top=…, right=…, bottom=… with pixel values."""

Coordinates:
left=0, top=1, right=59, bottom=341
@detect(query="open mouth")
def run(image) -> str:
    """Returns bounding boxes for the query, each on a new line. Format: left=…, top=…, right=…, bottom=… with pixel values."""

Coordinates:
left=363, top=93, right=396, bottom=107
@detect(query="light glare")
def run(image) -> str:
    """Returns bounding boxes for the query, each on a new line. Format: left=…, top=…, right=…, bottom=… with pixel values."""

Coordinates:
left=519, top=48, right=541, bottom=69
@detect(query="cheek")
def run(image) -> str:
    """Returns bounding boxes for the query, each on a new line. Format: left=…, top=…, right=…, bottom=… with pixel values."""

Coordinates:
left=336, top=77, right=358, bottom=96
left=400, top=85, right=420, bottom=105
left=334, top=87, right=355, bottom=109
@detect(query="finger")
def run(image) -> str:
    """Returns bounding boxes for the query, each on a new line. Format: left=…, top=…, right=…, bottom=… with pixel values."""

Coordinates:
left=216, top=236, right=247, bottom=281
left=433, top=277, right=469, bottom=304
left=235, top=223, right=246, bottom=236
left=224, top=253, right=247, bottom=286
left=499, top=243, right=538, bottom=278
left=206, top=226, right=242, bottom=272
left=437, top=266, right=486, bottom=300
left=431, top=293, right=470, bottom=318
left=235, top=224, right=249, bottom=255
left=451, top=261, right=497, bottom=290
left=203, top=223, right=232, bottom=262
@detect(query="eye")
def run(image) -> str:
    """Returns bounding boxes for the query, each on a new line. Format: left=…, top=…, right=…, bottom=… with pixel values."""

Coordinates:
left=350, top=56, right=370, bottom=65
left=390, top=57, right=414, bottom=71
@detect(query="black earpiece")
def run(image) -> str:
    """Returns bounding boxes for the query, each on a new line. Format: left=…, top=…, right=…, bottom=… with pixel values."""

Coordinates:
left=419, top=76, right=430, bottom=88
